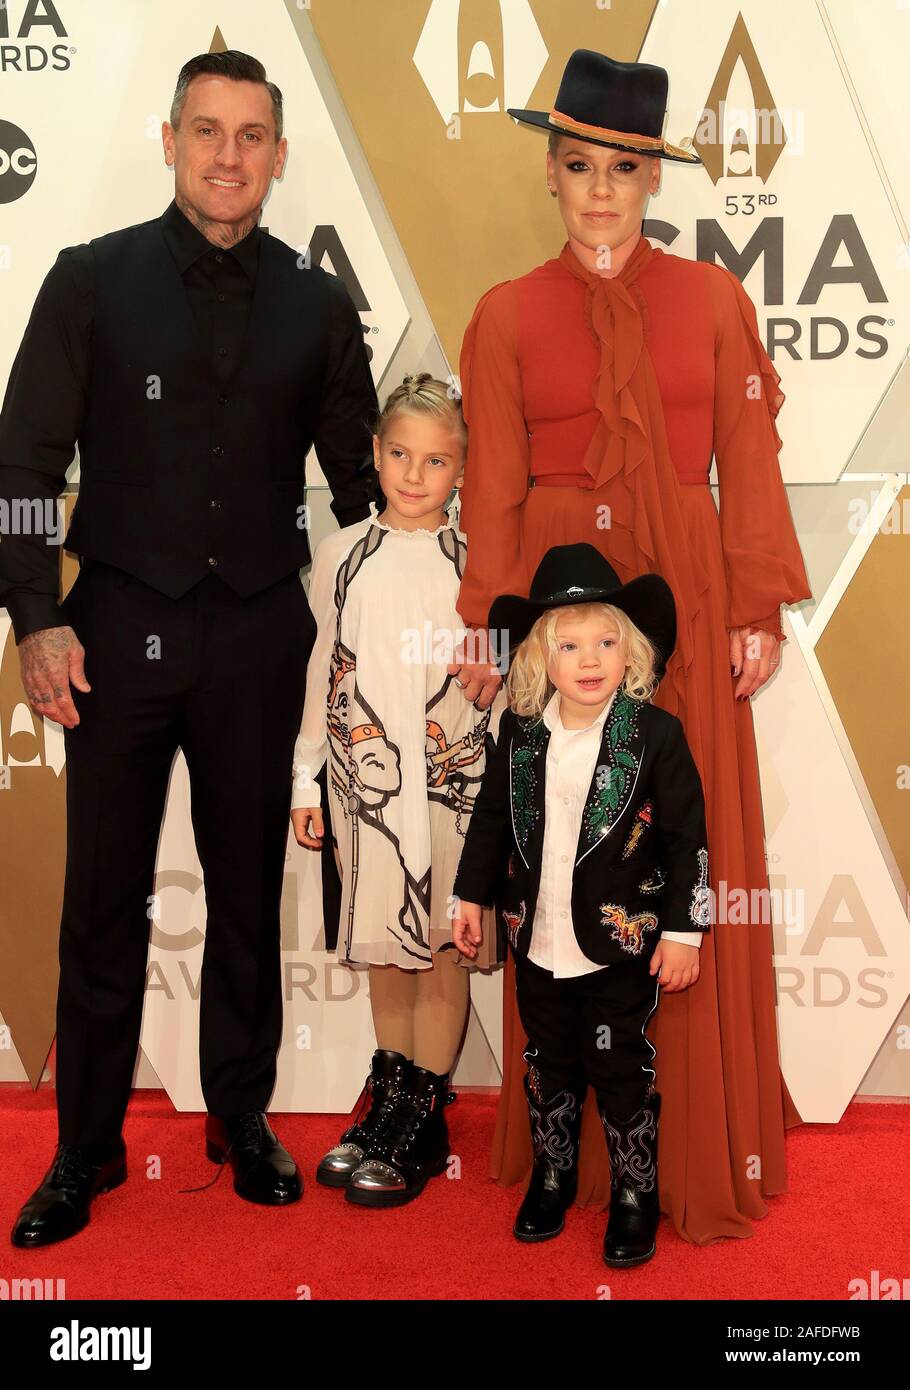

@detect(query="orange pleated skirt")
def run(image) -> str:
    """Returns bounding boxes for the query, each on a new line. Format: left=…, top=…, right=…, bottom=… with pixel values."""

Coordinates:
left=490, top=482, right=800, bottom=1245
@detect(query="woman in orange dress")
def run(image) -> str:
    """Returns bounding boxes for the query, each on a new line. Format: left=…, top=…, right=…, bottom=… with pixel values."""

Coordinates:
left=450, top=50, right=812, bottom=1245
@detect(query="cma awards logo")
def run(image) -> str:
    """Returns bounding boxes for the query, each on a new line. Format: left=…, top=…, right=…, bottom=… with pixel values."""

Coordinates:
left=0, top=0, right=75, bottom=73
left=655, top=11, right=894, bottom=366
left=0, top=121, right=37, bottom=204
left=692, top=12, right=793, bottom=186
left=413, top=0, right=547, bottom=129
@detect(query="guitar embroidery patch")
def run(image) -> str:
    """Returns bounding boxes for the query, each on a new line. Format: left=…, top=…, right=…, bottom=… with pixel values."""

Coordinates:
left=690, top=848, right=711, bottom=927
left=622, top=799, right=653, bottom=859
left=582, top=693, right=642, bottom=848
left=600, top=903, right=659, bottom=957
left=502, top=901, right=527, bottom=950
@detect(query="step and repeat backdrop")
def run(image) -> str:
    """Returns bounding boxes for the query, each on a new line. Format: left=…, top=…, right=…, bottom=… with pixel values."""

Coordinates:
left=0, top=0, right=908, bottom=1119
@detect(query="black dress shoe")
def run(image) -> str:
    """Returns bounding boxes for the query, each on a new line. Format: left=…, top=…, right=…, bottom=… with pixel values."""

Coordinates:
left=513, top=1074, right=584, bottom=1243
left=11, top=1139, right=127, bottom=1249
left=600, top=1091, right=662, bottom=1267
left=205, top=1111, right=302, bottom=1205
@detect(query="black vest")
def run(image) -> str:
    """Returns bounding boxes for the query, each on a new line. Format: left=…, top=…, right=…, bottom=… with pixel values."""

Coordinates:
left=65, top=216, right=359, bottom=597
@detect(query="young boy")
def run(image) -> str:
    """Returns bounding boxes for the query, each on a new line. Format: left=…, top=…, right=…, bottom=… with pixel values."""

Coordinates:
left=452, top=543, right=710, bottom=1266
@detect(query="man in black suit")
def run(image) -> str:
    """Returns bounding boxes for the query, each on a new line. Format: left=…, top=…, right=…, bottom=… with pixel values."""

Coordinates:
left=0, top=50, right=380, bottom=1247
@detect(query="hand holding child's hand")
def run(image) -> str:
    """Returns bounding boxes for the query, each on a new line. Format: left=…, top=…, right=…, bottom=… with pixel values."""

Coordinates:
left=452, top=899, right=483, bottom=960
left=650, top=940, right=700, bottom=992
left=291, top=806, right=324, bottom=850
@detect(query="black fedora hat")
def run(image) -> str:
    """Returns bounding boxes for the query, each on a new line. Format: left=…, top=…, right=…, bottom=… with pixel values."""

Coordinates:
left=508, top=48, right=700, bottom=165
left=489, top=544, right=677, bottom=679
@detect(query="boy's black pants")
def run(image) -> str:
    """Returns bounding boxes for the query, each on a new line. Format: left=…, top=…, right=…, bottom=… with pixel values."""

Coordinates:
left=514, top=950, right=661, bottom=1120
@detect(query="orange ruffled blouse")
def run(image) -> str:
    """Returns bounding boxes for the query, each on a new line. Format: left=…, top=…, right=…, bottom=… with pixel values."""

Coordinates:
left=457, top=236, right=810, bottom=645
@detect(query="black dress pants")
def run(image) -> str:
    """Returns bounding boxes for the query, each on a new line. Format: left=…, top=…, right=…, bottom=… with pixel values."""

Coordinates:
left=54, top=558, right=315, bottom=1145
left=514, top=950, right=661, bottom=1120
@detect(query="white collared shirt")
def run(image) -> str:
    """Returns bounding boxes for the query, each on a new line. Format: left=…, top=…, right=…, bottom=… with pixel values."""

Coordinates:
left=526, top=689, right=704, bottom=979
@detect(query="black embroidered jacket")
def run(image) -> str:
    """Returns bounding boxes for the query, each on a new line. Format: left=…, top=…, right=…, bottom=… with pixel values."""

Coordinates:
left=452, top=693, right=710, bottom=966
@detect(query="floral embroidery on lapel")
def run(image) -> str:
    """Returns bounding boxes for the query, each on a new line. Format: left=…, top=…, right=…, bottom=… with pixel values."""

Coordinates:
left=690, top=848, right=711, bottom=926
left=579, top=693, right=644, bottom=858
left=502, top=901, right=526, bottom=949
left=639, top=867, right=666, bottom=895
left=510, top=716, right=547, bottom=865
left=622, top=799, right=654, bottom=860
left=600, top=903, right=659, bottom=956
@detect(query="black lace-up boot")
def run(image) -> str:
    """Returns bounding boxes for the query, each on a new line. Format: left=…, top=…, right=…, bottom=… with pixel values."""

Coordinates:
left=316, top=1050, right=412, bottom=1187
left=11, top=1139, right=127, bottom=1248
left=345, top=1064, right=451, bottom=1208
left=513, top=1066, right=585, bottom=1243
left=599, top=1089, right=662, bottom=1266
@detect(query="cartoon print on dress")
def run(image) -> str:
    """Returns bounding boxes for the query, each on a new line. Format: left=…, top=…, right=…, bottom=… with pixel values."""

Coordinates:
left=328, top=522, right=495, bottom=966
left=502, top=900, right=527, bottom=950
left=690, top=847, right=711, bottom=927
left=425, top=683, right=490, bottom=834
left=600, top=903, right=659, bottom=956
left=622, top=799, right=653, bottom=859
left=579, top=693, right=644, bottom=859
left=327, top=528, right=434, bottom=964
left=510, top=716, right=547, bottom=864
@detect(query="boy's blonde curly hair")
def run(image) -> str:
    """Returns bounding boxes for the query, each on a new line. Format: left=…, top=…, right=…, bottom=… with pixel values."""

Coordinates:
left=505, top=601, right=659, bottom=720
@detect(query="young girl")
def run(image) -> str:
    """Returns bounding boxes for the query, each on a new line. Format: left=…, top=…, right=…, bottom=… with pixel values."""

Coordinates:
left=291, top=373, right=503, bottom=1207
left=452, top=542, right=710, bottom=1265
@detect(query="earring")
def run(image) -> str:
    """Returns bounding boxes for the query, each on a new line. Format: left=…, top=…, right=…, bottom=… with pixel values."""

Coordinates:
left=548, top=187, right=557, bottom=197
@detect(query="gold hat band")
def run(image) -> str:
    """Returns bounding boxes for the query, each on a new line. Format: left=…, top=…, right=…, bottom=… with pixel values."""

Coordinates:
left=547, top=106, right=698, bottom=162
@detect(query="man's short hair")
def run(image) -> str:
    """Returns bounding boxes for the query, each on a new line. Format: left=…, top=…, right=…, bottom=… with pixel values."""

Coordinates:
left=170, top=50, right=284, bottom=140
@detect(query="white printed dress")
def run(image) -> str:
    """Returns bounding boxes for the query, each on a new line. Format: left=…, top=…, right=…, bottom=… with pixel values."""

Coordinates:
left=292, top=502, right=503, bottom=969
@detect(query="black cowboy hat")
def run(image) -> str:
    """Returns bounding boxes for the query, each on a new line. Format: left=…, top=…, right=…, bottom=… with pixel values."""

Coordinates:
left=508, top=48, right=701, bottom=165
left=489, top=544, right=677, bottom=679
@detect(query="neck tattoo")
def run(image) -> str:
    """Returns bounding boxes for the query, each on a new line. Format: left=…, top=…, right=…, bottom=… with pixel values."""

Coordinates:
left=176, top=193, right=260, bottom=249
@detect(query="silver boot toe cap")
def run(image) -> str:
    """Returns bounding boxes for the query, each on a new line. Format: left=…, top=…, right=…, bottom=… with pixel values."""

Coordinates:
left=348, top=1159, right=406, bottom=1192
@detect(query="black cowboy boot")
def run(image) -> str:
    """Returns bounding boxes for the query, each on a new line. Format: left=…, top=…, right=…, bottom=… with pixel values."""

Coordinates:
left=11, top=1138, right=127, bottom=1248
left=316, top=1049, right=412, bottom=1188
left=345, top=1064, right=451, bottom=1208
left=599, top=1090, right=662, bottom=1267
left=513, top=1070, right=584, bottom=1242
left=205, top=1111, right=302, bottom=1205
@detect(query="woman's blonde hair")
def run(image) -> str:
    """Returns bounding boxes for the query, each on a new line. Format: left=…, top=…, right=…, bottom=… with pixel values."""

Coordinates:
left=372, top=372, right=466, bottom=454
left=505, top=601, right=659, bottom=719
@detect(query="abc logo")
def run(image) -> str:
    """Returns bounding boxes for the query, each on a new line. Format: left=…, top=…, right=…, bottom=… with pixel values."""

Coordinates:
left=0, top=121, right=37, bottom=204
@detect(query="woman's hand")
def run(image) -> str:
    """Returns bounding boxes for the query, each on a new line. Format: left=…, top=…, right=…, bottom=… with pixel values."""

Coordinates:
left=729, top=625, right=780, bottom=701
left=291, top=806, right=324, bottom=850
left=447, top=629, right=502, bottom=710
left=649, top=941, right=700, bottom=992
left=452, top=899, right=484, bottom=959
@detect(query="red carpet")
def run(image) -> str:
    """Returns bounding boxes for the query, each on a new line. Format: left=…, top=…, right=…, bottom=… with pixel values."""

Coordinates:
left=1, top=1086, right=907, bottom=1300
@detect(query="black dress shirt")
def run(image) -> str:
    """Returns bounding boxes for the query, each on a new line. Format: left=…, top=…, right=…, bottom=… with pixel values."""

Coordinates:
left=0, top=199, right=379, bottom=641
